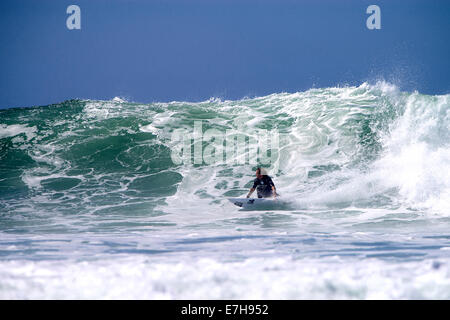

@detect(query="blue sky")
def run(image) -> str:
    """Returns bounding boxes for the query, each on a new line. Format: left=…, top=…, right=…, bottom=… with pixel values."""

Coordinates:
left=0, top=0, right=449, bottom=108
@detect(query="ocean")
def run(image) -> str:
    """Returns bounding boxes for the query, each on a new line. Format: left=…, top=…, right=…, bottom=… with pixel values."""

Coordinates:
left=1, top=82, right=449, bottom=299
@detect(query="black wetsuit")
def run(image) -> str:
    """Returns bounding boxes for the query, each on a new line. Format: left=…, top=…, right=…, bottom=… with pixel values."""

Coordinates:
left=253, top=175, right=275, bottom=198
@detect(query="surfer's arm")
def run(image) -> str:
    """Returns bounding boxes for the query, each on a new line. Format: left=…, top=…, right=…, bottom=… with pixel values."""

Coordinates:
left=247, top=180, right=259, bottom=198
left=247, top=188, right=255, bottom=198
left=268, top=177, right=277, bottom=198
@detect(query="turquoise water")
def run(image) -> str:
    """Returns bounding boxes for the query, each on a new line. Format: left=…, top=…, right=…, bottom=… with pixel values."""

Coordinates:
left=1, top=82, right=449, bottom=299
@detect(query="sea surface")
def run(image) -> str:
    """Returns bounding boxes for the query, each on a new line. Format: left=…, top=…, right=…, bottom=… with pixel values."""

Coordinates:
left=1, top=82, right=449, bottom=299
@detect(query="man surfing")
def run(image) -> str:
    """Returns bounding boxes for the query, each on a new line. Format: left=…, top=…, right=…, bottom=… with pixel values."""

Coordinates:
left=246, top=167, right=277, bottom=199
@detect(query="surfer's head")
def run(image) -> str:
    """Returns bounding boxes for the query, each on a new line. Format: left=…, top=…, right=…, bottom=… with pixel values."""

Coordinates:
left=256, top=167, right=268, bottom=179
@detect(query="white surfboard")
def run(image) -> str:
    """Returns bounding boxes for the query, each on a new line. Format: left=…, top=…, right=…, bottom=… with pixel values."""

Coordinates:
left=228, top=197, right=287, bottom=210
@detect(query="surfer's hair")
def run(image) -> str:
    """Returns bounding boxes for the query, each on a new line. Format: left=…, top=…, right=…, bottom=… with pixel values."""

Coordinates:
left=256, top=167, right=268, bottom=176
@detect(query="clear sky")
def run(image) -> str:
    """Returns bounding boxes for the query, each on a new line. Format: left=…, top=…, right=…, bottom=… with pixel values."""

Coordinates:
left=0, top=0, right=449, bottom=108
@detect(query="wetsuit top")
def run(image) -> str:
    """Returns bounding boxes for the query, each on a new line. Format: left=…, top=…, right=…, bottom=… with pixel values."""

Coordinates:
left=252, top=175, right=275, bottom=198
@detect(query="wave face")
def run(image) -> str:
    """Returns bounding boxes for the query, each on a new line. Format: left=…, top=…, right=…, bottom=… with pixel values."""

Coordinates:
left=1, top=83, right=449, bottom=225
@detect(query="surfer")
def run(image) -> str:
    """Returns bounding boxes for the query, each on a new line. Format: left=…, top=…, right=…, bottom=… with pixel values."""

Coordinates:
left=246, top=168, right=277, bottom=199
